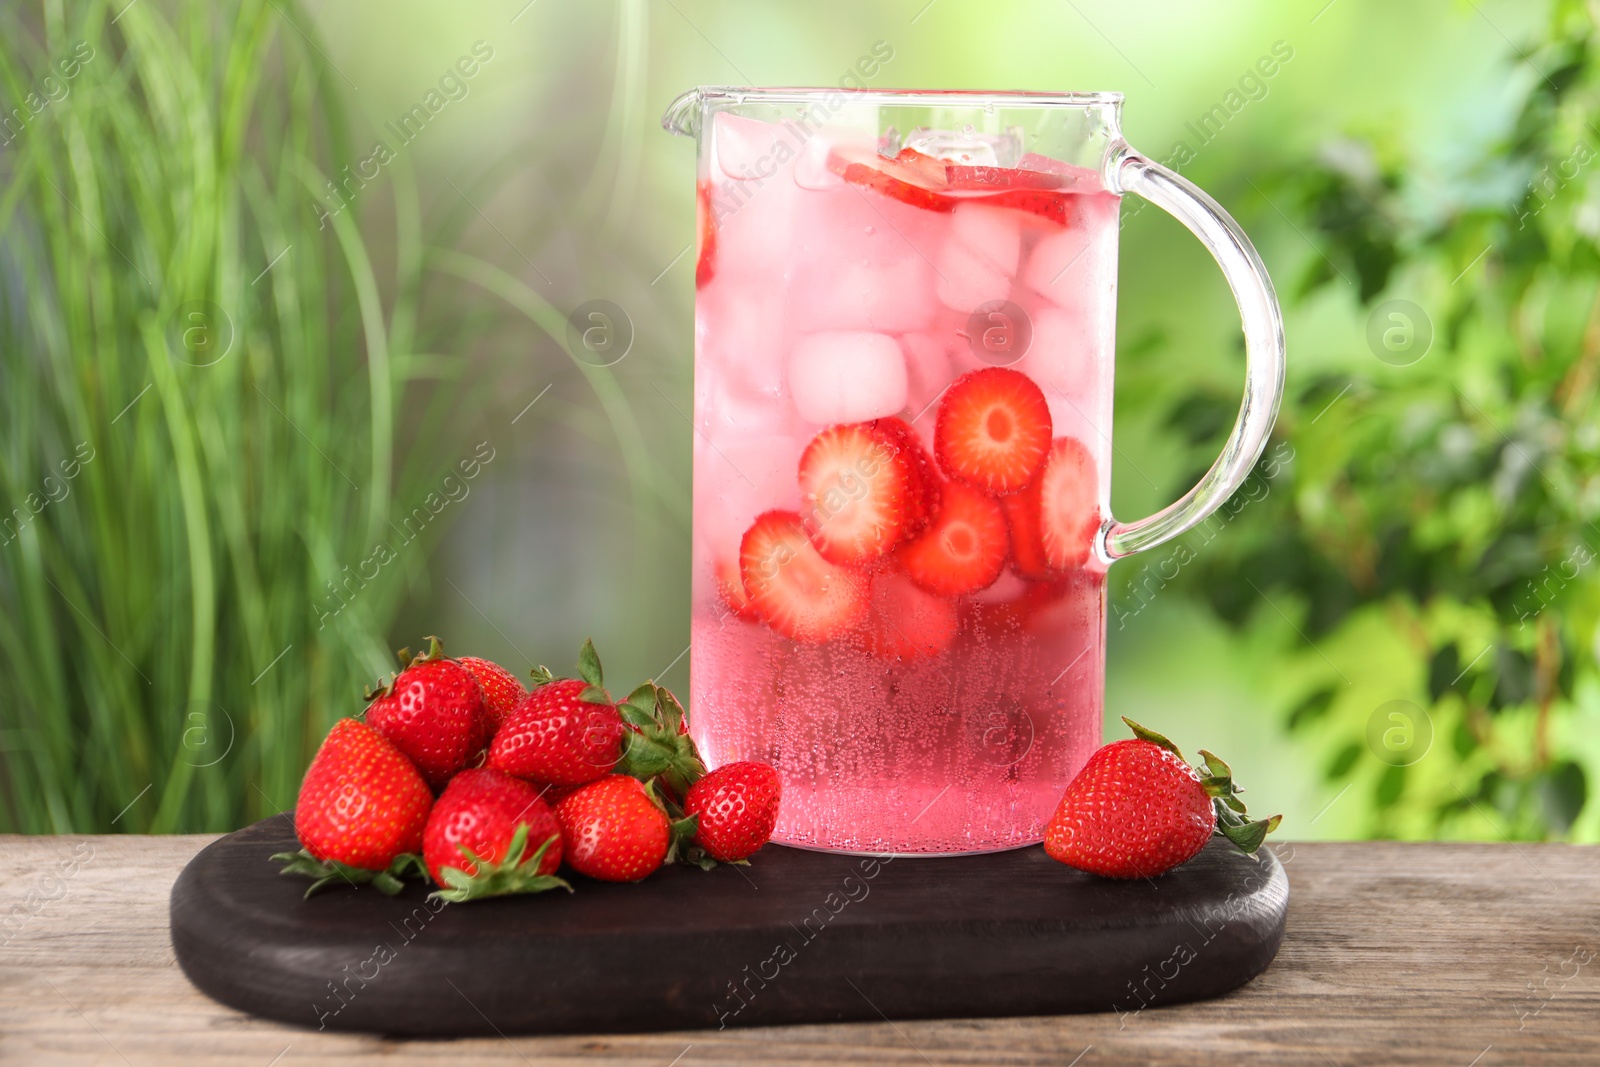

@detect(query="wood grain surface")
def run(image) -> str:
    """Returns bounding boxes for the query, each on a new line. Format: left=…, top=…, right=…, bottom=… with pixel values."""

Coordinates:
left=1, top=832, right=1596, bottom=1065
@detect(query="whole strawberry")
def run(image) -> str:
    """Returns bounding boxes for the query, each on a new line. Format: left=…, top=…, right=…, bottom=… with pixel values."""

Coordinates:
left=423, top=768, right=570, bottom=902
left=488, top=640, right=624, bottom=787
left=1045, top=718, right=1280, bottom=879
left=458, top=656, right=528, bottom=726
left=274, top=718, right=433, bottom=896
left=365, top=637, right=491, bottom=790
left=684, top=761, right=781, bottom=862
left=555, top=775, right=675, bottom=882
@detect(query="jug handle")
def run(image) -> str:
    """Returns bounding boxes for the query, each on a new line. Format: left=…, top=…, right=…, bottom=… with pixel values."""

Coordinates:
left=1096, top=144, right=1287, bottom=562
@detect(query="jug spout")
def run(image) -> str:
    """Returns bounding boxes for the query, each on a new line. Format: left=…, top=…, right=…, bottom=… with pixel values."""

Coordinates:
left=661, top=88, right=701, bottom=139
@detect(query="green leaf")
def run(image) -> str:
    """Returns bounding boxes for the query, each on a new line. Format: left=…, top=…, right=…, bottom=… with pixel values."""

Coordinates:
left=1121, top=717, right=1183, bottom=759
left=1198, top=749, right=1232, bottom=781
left=580, top=684, right=611, bottom=706
left=577, top=638, right=604, bottom=688
left=528, top=665, right=555, bottom=688
left=272, top=849, right=429, bottom=899
left=428, top=829, right=572, bottom=903
left=1218, top=816, right=1279, bottom=854
left=618, top=702, right=656, bottom=729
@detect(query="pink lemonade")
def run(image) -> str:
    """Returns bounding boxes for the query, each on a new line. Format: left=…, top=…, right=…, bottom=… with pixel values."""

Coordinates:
left=689, top=113, right=1120, bottom=854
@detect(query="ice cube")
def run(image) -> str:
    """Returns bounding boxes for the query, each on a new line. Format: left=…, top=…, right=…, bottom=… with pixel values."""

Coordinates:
left=711, top=113, right=801, bottom=183
left=794, top=126, right=876, bottom=191
left=693, top=430, right=802, bottom=559
left=951, top=203, right=1023, bottom=274
left=1023, top=225, right=1095, bottom=308
left=935, top=203, right=1024, bottom=313
left=791, top=187, right=940, bottom=333
left=1022, top=193, right=1119, bottom=310
left=787, top=331, right=908, bottom=425
left=695, top=283, right=788, bottom=402
left=707, top=119, right=806, bottom=289
left=936, top=243, right=1011, bottom=313
left=1019, top=305, right=1100, bottom=408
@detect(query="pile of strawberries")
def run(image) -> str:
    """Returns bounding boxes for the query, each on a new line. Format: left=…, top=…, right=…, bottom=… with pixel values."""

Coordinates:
left=274, top=638, right=780, bottom=901
left=724, top=365, right=1099, bottom=651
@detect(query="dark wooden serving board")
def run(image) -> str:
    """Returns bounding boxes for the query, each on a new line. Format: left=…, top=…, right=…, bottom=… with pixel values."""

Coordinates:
left=170, top=813, right=1288, bottom=1037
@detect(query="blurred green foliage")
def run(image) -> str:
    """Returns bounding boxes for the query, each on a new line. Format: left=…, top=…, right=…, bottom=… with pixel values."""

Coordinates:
left=3, top=0, right=1593, bottom=842
left=0, top=0, right=496, bottom=832
left=1141, top=0, right=1600, bottom=840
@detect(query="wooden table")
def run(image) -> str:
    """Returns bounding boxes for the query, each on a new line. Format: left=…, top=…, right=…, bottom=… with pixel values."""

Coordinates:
left=1, top=834, right=1595, bottom=1065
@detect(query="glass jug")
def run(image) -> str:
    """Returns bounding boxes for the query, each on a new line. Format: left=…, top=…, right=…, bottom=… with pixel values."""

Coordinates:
left=662, top=88, right=1284, bottom=855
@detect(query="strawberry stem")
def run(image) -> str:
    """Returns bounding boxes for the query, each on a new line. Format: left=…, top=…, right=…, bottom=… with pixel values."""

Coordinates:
left=1121, top=721, right=1283, bottom=856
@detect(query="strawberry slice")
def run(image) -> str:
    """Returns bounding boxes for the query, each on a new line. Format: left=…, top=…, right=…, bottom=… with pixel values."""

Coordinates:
left=696, top=179, right=717, bottom=287
left=855, top=572, right=958, bottom=660
left=1037, top=436, right=1102, bottom=570
left=899, top=480, right=1008, bottom=597
left=740, top=510, right=870, bottom=643
left=935, top=367, right=1052, bottom=495
left=714, top=557, right=759, bottom=621
left=943, top=162, right=1068, bottom=191
left=980, top=188, right=1073, bottom=227
left=826, top=144, right=1078, bottom=225
left=1003, top=437, right=1100, bottom=577
left=870, top=416, right=941, bottom=538
left=826, top=145, right=955, bottom=214
left=798, top=423, right=919, bottom=566
left=1002, top=485, right=1053, bottom=582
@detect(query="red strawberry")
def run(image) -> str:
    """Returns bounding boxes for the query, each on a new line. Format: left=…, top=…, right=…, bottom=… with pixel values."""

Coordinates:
left=1044, top=718, right=1280, bottom=879
left=798, top=422, right=919, bottom=566
left=1001, top=484, right=1053, bottom=581
left=714, top=557, right=760, bottom=621
left=457, top=656, right=528, bottom=726
left=855, top=572, right=958, bottom=660
left=1002, top=437, right=1101, bottom=578
left=739, top=510, right=870, bottom=643
left=898, top=480, right=1008, bottom=596
left=684, top=761, right=781, bottom=862
left=364, top=637, right=491, bottom=791
left=422, top=768, right=569, bottom=901
left=1037, top=436, right=1101, bottom=570
left=488, top=640, right=623, bottom=786
left=489, top=683, right=620, bottom=785
left=935, top=368, right=1052, bottom=495
left=276, top=718, right=433, bottom=896
left=871, top=416, right=941, bottom=538
left=696, top=178, right=717, bottom=287
left=555, top=775, right=672, bottom=882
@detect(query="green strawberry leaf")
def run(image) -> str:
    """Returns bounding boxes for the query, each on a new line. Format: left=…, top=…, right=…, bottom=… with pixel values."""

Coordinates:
left=271, top=849, right=429, bottom=899
left=1217, top=814, right=1282, bottom=855
left=657, top=684, right=690, bottom=729
left=1197, top=749, right=1232, bottom=780
left=580, top=684, right=611, bottom=706
left=528, top=664, right=556, bottom=688
left=665, top=813, right=700, bottom=866
left=618, top=701, right=656, bottom=729
left=577, top=638, right=604, bottom=688
left=428, top=826, right=573, bottom=903
left=1122, top=716, right=1183, bottom=760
